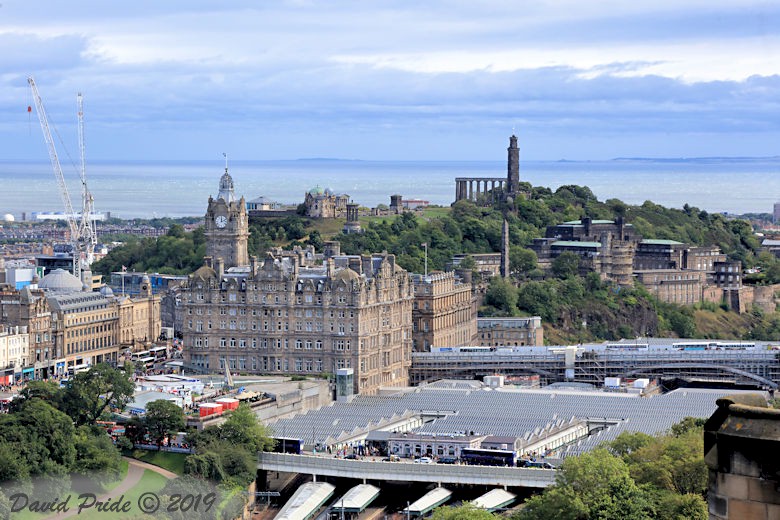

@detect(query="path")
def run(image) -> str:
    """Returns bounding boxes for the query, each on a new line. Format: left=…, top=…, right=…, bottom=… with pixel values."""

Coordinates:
left=43, top=457, right=177, bottom=520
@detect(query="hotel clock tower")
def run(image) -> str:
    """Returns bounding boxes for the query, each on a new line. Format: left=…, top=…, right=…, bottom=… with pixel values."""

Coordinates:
left=204, top=167, right=249, bottom=269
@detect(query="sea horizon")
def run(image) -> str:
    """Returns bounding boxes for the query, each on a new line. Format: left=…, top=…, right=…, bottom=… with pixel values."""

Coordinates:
left=2, top=157, right=779, bottom=220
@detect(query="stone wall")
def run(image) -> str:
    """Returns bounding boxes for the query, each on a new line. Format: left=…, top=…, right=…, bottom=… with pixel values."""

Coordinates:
left=704, top=394, right=780, bottom=520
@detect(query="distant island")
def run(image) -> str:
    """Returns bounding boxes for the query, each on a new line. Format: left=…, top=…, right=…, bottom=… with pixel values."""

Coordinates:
left=610, top=156, right=780, bottom=163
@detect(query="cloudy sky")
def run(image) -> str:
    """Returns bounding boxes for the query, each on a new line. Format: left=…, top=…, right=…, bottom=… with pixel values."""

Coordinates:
left=1, top=1, right=779, bottom=161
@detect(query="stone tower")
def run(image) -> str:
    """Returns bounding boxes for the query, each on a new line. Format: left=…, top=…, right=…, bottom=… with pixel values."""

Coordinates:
left=506, top=135, right=520, bottom=197
left=343, top=202, right=362, bottom=234
left=205, top=167, right=249, bottom=269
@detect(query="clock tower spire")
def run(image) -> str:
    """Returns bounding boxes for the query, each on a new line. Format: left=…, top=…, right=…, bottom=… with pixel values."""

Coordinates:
left=205, top=161, right=249, bottom=269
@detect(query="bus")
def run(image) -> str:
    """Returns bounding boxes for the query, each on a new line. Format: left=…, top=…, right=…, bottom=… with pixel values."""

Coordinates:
left=273, top=437, right=304, bottom=454
left=67, top=363, right=91, bottom=377
left=673, top=341, right=755, bottom=351
left=131, top=350, right=151, bottom=361
left=149, top=346, right=168, bottom=361
left=606, top=343, right=649, bottom=351
left=460, top=448, right=516, bottom=467
left=430, top=346, right=495, bottom=354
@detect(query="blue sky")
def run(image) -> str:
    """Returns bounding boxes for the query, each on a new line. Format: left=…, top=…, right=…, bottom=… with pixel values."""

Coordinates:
left=1, top=1, right=779, bottom=161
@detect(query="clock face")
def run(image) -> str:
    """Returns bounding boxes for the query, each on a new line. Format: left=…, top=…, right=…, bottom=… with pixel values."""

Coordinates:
left=215, top=215, right=228, bottom=228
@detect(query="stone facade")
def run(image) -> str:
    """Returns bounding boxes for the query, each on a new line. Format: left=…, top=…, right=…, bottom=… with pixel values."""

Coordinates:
left=205, top=168, right=249, bottom=269
left=48, top=290, right=121, bottom=373
left=634, top=270, right=709, bottom=306
left=411, top=271, right=477, bottom=352
left=304, top=187, right=349, bottom=218
left=0, top=325, right=29, bottom=385
left=0, top=270, right=161, bottom=378
left=705, top=394, right=780, bottom=520
left=182, top=169, right=414, bottom=395
left=476, top=317, right=544, bottom=347
left=0, top=285, right=53, bottom=378
left=454, top=135, right=524, bottom=206
left=531, top=217, right=637, bottom=286
left=116, top=277, right=162, bottom=351
left=180, top=251, right=413, bottom=395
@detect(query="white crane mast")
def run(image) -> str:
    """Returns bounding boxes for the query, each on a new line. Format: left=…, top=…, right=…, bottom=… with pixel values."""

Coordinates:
left=77, top=92, right=98, bottom=268
left=27, top=76, right=95, bottom=284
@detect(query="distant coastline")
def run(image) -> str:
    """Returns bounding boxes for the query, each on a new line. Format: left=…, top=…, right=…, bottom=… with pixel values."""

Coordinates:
left=2, top=158, right=779, bottom=219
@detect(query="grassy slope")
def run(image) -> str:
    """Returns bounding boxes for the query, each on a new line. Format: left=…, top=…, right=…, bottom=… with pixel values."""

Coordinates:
left=129, top=450, right=186, bottom=475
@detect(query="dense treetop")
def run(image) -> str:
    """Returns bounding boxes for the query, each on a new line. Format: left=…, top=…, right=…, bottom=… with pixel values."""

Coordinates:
left=91, top=184, right=780, bottom=342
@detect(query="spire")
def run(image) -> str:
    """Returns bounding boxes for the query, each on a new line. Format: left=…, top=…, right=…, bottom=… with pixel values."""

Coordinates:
left=217, top=152, right=235, bottom=203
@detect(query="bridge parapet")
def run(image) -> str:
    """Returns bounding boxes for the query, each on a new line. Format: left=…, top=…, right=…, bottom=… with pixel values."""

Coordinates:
left=257, top=452, right=555, bottom=488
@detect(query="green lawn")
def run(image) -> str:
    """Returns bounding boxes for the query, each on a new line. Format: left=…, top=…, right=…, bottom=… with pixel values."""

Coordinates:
left=129, top=450, right=187, bottom=475
left=10, top=462, right=131, bottom=520
left=421, top=206, right=451, bottom=219
left=104, top=459, right=130, bottom=491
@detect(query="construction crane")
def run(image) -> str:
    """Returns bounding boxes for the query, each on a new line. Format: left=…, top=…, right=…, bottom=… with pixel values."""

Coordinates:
left=27, top=76, right=96, bottom=285
left=77, top=92, right=98, bottom=271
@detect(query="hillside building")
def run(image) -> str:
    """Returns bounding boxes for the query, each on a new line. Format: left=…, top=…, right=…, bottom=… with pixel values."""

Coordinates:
left=454, top=135, right=524, bottom=206
left=304, top=186, right=350, bottom=218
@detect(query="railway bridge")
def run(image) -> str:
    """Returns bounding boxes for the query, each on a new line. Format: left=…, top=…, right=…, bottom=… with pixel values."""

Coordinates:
left=410, top=347, right=780, bottom=389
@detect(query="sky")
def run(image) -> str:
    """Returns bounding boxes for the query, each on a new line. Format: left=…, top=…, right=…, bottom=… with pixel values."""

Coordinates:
left=1, top=1, right=779, bottom=161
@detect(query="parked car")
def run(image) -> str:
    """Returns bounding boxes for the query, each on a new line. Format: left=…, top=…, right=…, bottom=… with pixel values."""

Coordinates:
left=438, top=457, right=458, bottom=464
left=382, top=455, right=401, bottom=462
left=414, top=457, right=433, bottom=464
left=344, top=454, right=359, bottom=460
left=521, top=460, right=556, bottom=469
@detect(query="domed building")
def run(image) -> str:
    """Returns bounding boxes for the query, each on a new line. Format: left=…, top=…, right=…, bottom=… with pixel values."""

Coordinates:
left=39, top=268, right=84, bottom=293
left=303, top=185, right=350, bottom=218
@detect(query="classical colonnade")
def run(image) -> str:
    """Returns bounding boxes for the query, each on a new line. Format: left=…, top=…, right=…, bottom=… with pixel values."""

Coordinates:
left=454, top=177, right=507, bottom=202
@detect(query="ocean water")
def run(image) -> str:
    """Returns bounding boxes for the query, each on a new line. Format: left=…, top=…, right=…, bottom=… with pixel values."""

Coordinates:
left=0, top=158, right=778, bottom=220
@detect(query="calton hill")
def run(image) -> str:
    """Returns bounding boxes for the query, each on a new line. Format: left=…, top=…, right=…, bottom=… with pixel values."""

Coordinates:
left=93, top=182, right=780, bottom=343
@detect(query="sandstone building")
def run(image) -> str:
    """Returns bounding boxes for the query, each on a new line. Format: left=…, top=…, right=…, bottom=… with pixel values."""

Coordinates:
left=477, top=317, right=544, bottom=347
left=411, top=271, right=478, bottom=352
left=0, top=268, right=161, bottom=379
left=180, top=170, right=414, bottom=395
left=303, top=186, right=350, bottom=218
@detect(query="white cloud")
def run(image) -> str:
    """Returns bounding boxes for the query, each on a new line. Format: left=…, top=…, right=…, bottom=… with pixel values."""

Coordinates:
left=0, top=0, right=778, bottom=160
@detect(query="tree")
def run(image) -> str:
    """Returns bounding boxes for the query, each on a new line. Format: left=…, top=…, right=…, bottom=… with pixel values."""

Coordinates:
left=9, top=380, right=62, bottom=413
left=0, top=399, right=76, bottom=474
left=608, top=431, right=654, bottom=457
left=217, top=404, right=275, bottom=453
left=551, top=252, right=580, bottom=279
left=71, top=425, right=123, bottom=489
left=144, top=400, right=186, bottom=447
left=185, top=404, right=275, bottom=487
left=430, top=503, right=498, bottom=520
left=514, top=449, right=652, bottom=520
left=509, top=246, right=537, bottom=277
left=483, top=277, right=518, bottom=316
left=61, top=364, right=135, bottom=426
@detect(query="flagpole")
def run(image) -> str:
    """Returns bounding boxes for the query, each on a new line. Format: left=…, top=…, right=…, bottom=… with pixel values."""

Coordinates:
left=423, top=243, right=428, bottom=277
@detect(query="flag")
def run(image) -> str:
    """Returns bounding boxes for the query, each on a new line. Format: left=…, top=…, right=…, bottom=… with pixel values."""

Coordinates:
left=121, top=265, right=127, bottom=273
